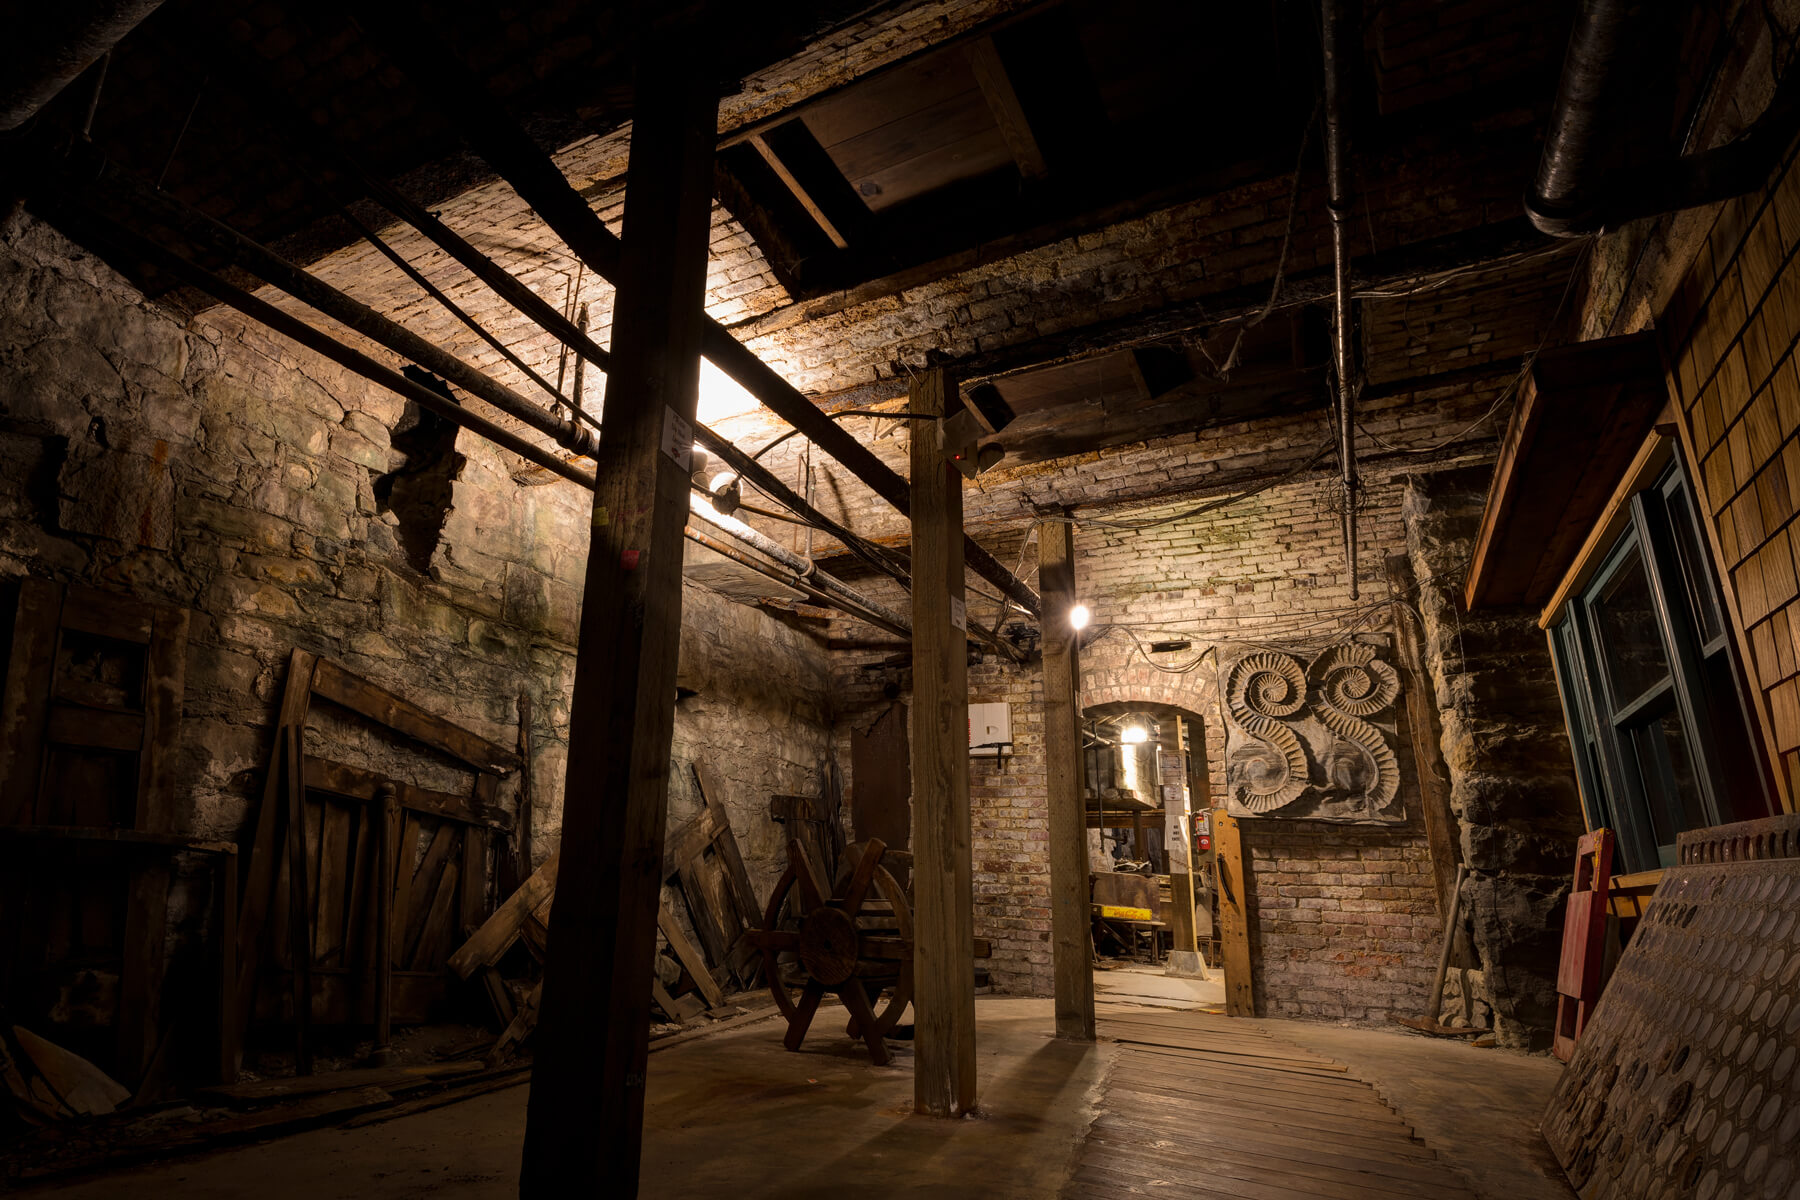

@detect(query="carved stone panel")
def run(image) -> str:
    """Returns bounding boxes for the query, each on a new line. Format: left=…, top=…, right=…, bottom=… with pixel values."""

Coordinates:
left=1219, top=636, right=1405, bottom=824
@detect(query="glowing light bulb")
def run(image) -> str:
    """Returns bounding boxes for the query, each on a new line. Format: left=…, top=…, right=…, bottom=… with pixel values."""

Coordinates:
left=1121, top=726, right=1149, bottom=745
left=1069, top=604, right=1091, bottom=630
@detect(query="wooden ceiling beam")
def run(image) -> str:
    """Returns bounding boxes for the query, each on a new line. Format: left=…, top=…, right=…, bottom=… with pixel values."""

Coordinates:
left=356, top=7, right=1042, bottom=619
left=748, top=131, right=851, bottom=249
left=965, top=36, right=1048, bottom=180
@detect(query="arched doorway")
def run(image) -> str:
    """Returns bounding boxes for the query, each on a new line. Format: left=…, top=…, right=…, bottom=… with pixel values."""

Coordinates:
left=1081, top=699, right=1222, bottom=1009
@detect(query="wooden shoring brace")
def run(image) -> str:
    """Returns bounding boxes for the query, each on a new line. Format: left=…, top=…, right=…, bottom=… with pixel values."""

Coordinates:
left=908, top=367, right=978, bottom=1116
left=517, top=33, right=719, bottom=1199
left=1039, top=515, right=1095, bottom=1040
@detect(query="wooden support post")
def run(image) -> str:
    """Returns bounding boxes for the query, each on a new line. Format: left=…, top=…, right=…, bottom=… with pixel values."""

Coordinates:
left=371, top=783, right=396, bottom=1068
left=1039, top=517, right=1095, bottom=1040
left=1213, top=809, right=1254, bottom=1017
left=519, top=36, right=717, bottom=1198
left=1385, top=555, right=1463, bottom=926
left=1166, top=719, right=1200, bottom=960
left=909, top=367, right=978, bottom=1116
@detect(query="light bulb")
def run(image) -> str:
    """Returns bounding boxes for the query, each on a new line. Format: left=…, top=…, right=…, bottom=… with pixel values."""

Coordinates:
left=1121, top=726, right=1149, bottom=744
left=1069, top=604, right=1091, bottom=630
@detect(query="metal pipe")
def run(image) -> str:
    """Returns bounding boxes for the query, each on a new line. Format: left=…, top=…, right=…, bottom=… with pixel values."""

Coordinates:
left=687, top=496, right=913, bottom=633
left=0, top=0, right=164, bottom=132
left=1527, top=0, right=1632, bottom=236
left=58, top=150, right=598, bottom=459
left=1321, top=0, right=1360, bottom=601
left=692, top=423, right=913, bottom=587
left=35, top=194, right=598, bottom=489
left=1526, top=0, right=1800, bottom=236
left=683, top=525, right=911, bottom=641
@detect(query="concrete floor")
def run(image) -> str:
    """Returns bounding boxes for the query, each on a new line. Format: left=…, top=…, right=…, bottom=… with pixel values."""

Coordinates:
left=22, top=997, right=1573, bottom=1199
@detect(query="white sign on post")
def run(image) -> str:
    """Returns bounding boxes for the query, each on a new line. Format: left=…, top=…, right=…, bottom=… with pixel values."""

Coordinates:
left=660, top=407, right=693, bottom=473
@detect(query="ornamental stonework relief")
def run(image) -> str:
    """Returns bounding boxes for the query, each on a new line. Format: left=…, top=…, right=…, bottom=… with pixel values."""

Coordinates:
left=1219, top=637, right=1405, bottom=824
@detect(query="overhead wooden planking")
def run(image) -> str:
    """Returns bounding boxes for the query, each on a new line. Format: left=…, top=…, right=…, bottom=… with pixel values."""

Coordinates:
left=1463, top=331, right=1668, bottom=610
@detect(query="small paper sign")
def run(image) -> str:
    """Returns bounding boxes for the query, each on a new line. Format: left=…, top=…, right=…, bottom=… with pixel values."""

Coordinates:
left=949, top=595, right=967, bottom=631
left=660, top=407, right=693, bottom=472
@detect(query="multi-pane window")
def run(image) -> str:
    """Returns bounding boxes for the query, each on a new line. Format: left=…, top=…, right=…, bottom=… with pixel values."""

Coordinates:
left=1549, top=460, right=1772, bottom=873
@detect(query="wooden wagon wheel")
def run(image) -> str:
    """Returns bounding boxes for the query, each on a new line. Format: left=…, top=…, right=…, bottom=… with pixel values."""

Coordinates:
left=749, top=837, right=913, bottom=1064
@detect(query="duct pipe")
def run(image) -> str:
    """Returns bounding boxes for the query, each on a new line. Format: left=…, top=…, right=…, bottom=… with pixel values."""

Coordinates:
left=0, top=2, right=164, bottom=132
left=1322, top=0, right=1360, bottom=600
left=1527, top=0, right=1800, bottom=236
left=56, top=149, right=598, bottom=459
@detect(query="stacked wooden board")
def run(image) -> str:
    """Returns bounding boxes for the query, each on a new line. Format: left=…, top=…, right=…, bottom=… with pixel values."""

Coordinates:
left=1067, top=1006, right=1476, bottom=1199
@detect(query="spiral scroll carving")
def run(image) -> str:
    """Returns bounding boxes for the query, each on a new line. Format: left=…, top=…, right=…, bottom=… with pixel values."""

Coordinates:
left=1308, top=644, right=1400, bottom=811
left=1224, top=652, right=1310, bottom=813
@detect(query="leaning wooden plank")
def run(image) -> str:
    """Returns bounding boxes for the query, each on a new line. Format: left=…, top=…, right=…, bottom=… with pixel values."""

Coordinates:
left=486, top=981, right=541, bottom=1065
left=650, top=977, right=685, bottom=1025
left=657, top=903, right=725, bottom=1009
left=409, top=859, right=462, bottom=970
left=446, top=849, right=559, bottom=978
left=459, top=823, right=488, bottom=937
left=302, top=757, right=512, bottom=832
left=134, top=602, right=188, bottom=834
left=7, top=1025, right=130, bottom=1117
left=694, top=763, right=761, bottom=928
left=313, top=799, right=352, bottom=966
left=309, top=658, right=519, bottom=774
left=401, top=822, right=460, bottom=961
left=389, top=812, right=421, bottom=969
left=337, top=1066, right=533, bottom=1129
left=0, top=579, right=63, bottom=826
left=282, top=726, right=313, bottom=1075
left=231, top=648, right=316, bottom=1071
left=478, top=965, right=516, bottom=1029
left=115, top=859, right=171, bottom=1086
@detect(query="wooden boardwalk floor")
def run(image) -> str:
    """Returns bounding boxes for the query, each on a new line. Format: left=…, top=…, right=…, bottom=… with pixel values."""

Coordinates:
left=1066, top=1006, right=1476, bottom=1199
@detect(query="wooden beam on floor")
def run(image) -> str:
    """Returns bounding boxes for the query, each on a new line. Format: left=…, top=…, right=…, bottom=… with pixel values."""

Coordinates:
left=517, top=36, right=718, bottom=1199
left=909, top=367, right=978, bottom=1116
left=1038, top=516, right=1094, bottom=1041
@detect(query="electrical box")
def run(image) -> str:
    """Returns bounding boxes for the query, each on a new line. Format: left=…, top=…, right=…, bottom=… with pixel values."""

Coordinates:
left=968, top=702, right=1012, bottom=750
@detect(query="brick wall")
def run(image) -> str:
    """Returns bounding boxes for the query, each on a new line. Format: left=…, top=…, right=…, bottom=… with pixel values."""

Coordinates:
left=828, top=441, right=1475, bottom=1019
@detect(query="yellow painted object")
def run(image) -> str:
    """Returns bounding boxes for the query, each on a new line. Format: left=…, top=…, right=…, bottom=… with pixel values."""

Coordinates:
left=1097, top=904, right=1154, bottom=921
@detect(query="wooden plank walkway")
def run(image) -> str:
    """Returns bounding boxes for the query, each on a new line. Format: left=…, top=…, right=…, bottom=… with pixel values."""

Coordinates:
left=1065, top=1007, right=1475, bottom=1199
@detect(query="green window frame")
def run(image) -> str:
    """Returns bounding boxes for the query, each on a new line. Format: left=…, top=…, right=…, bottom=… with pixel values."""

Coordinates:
left=1548, top=458, right=1773, bottom=873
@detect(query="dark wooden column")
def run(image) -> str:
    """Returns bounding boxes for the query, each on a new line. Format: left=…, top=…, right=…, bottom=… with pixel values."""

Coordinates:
left=909, top=368, right=978, bottom=1116
left=1039, top=517, right=1095, bottom=1040
left=519, top=40, right=717, bottom=1197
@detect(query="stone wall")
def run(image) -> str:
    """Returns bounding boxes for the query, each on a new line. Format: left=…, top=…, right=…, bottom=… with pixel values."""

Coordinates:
left=1403, top=467, right=1586, bottom=1048
left=0, top=217, right=833, bottom=985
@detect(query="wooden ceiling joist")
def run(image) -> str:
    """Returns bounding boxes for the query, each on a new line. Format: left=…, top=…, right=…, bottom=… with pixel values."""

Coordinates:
left=356, top=7, right=1043, bottom=619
